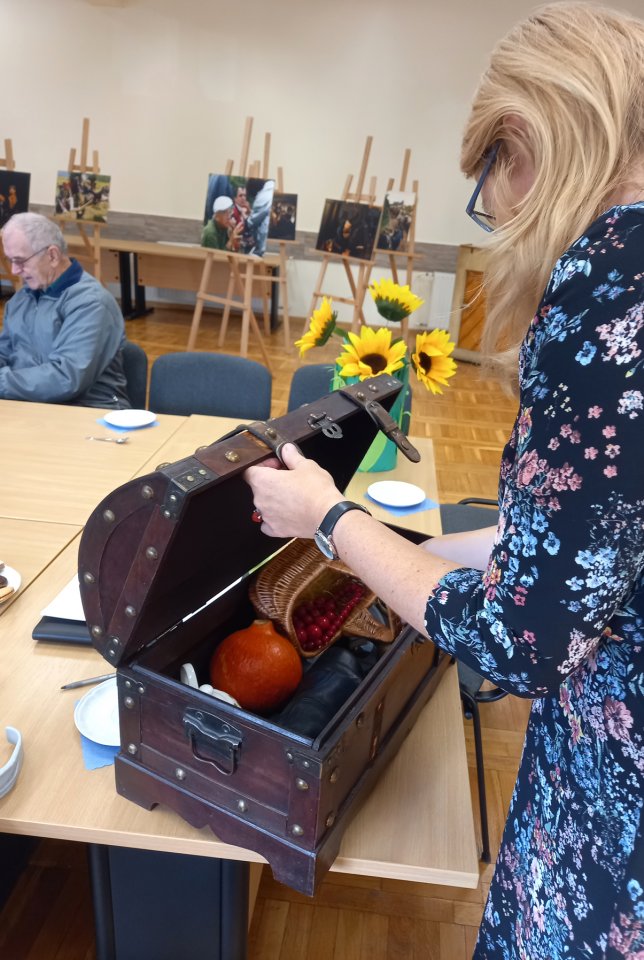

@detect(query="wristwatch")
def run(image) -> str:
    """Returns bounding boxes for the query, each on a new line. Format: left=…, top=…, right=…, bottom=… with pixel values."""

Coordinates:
left=313, top=501, right=370, bottom=561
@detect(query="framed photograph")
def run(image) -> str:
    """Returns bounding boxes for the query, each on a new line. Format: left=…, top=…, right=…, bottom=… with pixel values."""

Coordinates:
left=376, top=190, right=416, bottom=252
left=315, top=199, right=382, bottom=261
left=269, top=192, right=298, bottom=242
left=55, top=171, right=111, bottom=223
left=202, top=173, right=275, bottom=257
left=0, top=171, right=30, bottom=227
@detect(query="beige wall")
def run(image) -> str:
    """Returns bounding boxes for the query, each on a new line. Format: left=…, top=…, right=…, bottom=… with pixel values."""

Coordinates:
left=4, top=0, right=644, bottom=246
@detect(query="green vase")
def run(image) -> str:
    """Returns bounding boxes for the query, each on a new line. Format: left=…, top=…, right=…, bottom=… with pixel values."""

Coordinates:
left=332, top=366, right=409, bottom=473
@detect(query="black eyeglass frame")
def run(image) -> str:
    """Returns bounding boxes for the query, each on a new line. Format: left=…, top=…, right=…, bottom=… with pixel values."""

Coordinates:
left=465, top=141, right=500, bottom=232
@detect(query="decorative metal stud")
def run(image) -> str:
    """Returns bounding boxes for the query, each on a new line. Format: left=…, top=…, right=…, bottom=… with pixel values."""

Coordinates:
left=291, top=824, right=304, bottom=837
left=83, top=572, right=95, bottom=584
left=185, top=475, right=195, bottom=482
left=125, top=680, right=133, bottom=689
left=329, top=768, right=339, bottom=784
left=285, top=751, right=294, bottom=763
left=225, top=451, right=240, bottom=463
left=326, top=814, right=335, bottom=828
left=127, top=743, right=137, bottom=755
left=175, top=768, right=186, bottom=781
left=91, top=625, right=103, bottom=638
left=356, top=713, right=365, bottom=728
left=107, top=648, right=117, bottom=660
left=137, top=685, right=146, bottom=695
left=141, top=485, right=154, bottom=499
left=125, top=605, right=137, bottom=618
left=198, top=469, right=208, bottom=476
left=266, top=427, right=277, bottom=439
left=156, top=462, right=170, bottom=470
left=162, top=510, right=172, bottom=519
left=124, top=696, right=135, bottom=709
left=237, top=800, right=247, bottom=813
left=368, top=383, right=378, bottom=392
left=103, top=509, right=115, bottom=523
left=145, top=547, right=158, bottom=560
left=169, top=494, right=178, bottom=503
left=356, top=392, right=365, bottom=401
left=302, top=760, right=311, bottom=769
left=295, top=778, right=309, bottom=792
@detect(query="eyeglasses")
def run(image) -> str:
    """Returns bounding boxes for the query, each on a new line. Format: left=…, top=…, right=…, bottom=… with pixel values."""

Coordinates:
left=7, top=245, right=50, bottom=268
left=466, top=142, right=500, bottom=232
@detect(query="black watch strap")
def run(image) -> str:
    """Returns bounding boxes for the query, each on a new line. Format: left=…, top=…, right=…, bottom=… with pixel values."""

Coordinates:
left=314, top=500, right=370, bottom=560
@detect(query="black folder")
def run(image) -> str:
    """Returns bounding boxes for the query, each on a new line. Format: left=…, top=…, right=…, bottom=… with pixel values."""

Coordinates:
left=32, top=616, right=92, bottom=645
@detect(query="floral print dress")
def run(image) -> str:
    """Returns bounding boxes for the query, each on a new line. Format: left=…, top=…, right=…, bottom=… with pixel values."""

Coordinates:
left=425, top=204, right=644, bottom=959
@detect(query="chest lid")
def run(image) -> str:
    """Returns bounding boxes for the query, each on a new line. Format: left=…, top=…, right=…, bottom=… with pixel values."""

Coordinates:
left=78, top=376, right=419, bottom=666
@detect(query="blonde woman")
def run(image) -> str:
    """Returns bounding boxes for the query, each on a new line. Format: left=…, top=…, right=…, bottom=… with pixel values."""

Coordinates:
left=246, top=5, right=644, bottom=955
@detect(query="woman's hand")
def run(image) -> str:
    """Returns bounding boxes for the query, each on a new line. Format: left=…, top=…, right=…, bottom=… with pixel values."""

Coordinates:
left=244, top=443, right=343, bottom=539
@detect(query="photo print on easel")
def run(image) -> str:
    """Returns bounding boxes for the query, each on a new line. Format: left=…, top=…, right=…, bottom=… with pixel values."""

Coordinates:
left=203, top=174, right=275, bottom=257
left=377, top=190, right=416, bottom=252
left=55, top=171, right=111, bottom=222
left=0, top=171, right=30, bottom=227
left=269, top=192, right=297, bottom=242
left=315, top=199, right=382, bottom=261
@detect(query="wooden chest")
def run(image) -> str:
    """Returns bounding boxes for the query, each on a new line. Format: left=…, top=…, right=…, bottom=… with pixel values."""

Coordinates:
left=78, top=376, right=449, bottom=895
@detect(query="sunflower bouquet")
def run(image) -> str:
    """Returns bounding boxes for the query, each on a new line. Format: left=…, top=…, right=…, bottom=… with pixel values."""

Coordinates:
left=295, top=280, right=457, bottom=470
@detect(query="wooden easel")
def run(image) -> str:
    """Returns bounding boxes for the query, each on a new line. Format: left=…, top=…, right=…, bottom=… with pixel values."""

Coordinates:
left=187, top=117, right=276, bottom=371
left=308, top=136, right=378, bottom=332
left=57, top=118, right=103, bottom=282
left=383, top=148, right=421, bottom=341
left=0, top=139, right=20, bottom=292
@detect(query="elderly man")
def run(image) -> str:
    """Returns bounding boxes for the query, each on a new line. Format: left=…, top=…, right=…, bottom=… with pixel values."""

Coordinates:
left=0, top=213, right=130, bottom=407
left=201, top=196, right=244, bottom=251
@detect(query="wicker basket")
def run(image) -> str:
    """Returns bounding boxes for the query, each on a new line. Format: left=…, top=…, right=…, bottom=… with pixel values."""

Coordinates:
left=249, top=539, right=400, bottom=658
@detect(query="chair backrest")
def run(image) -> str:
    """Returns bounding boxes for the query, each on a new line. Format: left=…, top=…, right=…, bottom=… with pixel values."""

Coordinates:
left=121, top=341, right=148, bottom=410
left=287, top=364, right=334, bottom=412
left=149, top=351, right=272, bottom=419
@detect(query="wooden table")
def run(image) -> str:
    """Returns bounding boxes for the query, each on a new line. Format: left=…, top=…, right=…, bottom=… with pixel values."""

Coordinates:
left=0, top=400, right=184, bottom=525
left=0, top=403, right=477, bottom=957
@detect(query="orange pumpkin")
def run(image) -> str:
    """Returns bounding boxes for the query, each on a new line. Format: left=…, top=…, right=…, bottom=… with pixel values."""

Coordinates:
left=209, top=620, right=303, bottom=713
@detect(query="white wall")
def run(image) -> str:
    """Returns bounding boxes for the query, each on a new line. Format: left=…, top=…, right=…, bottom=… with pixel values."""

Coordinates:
left=4, top=0, right=643, bottom=248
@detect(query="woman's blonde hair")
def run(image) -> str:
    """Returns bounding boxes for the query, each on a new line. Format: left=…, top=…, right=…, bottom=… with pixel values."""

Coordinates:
left=461, top=2, right=644, bottom=379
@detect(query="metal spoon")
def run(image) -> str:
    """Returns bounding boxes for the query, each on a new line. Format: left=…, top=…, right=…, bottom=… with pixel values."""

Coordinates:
left=85, top=435, right=129, bottom=444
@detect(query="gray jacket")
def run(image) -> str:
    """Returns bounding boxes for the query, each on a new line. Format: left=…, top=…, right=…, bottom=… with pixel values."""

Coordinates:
left=0, top=260, right=130, bottom=408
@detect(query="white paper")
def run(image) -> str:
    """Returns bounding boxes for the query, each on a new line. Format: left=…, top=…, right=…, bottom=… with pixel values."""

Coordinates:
left=41, top=575, right=85, bottom=621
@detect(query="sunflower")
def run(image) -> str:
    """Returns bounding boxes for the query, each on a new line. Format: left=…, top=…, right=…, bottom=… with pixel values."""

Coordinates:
left=411, top=329, right=457, bottom=394
left=369, top=278, right=424, bottom=323
left=336, top=326, right=407, bottom=380
left=294, top=297, right=337, bottom=357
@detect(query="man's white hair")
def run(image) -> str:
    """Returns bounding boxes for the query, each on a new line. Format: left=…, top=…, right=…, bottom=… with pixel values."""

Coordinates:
left=1, top=212, right=68, bottom=255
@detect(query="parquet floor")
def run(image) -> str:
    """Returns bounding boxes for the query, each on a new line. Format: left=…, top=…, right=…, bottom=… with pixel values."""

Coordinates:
left=0, top=305, right=530, bottom=960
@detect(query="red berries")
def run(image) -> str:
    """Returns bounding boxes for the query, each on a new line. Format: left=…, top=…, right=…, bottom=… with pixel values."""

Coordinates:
left=292, top=579, right=366, bottom=653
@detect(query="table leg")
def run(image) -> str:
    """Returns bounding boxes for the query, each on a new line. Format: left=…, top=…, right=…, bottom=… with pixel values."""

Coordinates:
left=88, top=843, right=249, bottom=960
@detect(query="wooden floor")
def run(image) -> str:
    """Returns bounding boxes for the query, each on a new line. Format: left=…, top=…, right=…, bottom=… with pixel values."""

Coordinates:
left=0, top=305, right=530, bottom=959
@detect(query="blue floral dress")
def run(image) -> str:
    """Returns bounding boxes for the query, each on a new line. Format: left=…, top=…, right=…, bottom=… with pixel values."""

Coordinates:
left=425, top=204, right=644, bottom=959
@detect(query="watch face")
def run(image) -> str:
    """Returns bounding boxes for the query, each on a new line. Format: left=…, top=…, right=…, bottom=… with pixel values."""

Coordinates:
left=314, top=530, right=336, bottom=560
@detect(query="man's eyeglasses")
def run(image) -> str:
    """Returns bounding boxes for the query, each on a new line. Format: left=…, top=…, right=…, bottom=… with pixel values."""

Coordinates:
left=7, top=246, right=50, bottom=268
left=466, top=142, right=500, bottom=232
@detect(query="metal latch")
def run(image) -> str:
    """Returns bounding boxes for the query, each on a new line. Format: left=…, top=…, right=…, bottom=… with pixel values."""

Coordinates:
left=183, top=708, right=242, bottom=776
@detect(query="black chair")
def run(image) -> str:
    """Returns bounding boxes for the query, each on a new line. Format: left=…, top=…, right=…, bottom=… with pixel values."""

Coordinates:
left=149, top=351, right=272, bottom=419
left=121, top=341, right=149, bottom=410
left=287, top=362, right=412, bottom=433
left=439, top=496, right=506, bottom=863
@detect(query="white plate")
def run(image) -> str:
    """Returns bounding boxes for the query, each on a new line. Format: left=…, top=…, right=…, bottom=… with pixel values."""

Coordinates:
left=0, top=564, right=21, bottom=606
left=367, top=480, right=426, bottom=508
left=74, top=677, right=120, bottom=746
left=103, top=409, right=157, bottom=430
